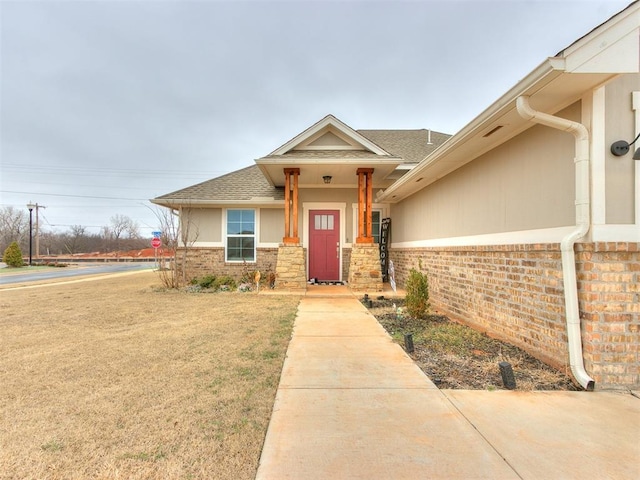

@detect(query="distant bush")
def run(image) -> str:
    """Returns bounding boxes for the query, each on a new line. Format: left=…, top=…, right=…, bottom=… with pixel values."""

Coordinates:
left=3, top=241, right=24, bottom=268
left=213, top=276, right=237, bottom=291
left=405, top=265, right=430, bottom=319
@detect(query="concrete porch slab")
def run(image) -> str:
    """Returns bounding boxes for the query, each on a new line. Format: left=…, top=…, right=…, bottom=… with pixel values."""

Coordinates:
left=296, top=297, right=369, bottom=313
left=443, top=390, right=640, bottom=480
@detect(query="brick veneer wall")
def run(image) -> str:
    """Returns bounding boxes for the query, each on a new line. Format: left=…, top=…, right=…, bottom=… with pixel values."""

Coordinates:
left=389, top=242, right=639, bottom=390
left=178, top=247, right=278, bottom=282
left=575, top=243, right=639, bottom=388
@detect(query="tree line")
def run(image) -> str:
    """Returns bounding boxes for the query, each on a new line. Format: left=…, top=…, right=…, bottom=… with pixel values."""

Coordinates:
left=0, top=206, right=148, bottom=257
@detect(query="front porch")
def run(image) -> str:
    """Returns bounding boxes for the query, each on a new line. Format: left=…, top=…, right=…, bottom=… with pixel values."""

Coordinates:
left=274, top=166, right=384, bottom=293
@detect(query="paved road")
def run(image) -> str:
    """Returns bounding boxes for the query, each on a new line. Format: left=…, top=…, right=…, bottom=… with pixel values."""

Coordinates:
left=0, top=262, right=153, bottom=285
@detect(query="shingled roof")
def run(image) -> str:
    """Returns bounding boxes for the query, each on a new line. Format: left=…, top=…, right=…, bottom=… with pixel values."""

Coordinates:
left=152, top=121, right=452, bottom=206
left=152, top=165, right=284, bottom=204
left=357, top=129, right=450, bottom=163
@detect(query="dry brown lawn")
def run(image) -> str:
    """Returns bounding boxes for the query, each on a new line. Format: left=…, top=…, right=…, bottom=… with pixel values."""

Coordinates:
left=0, top=271, right=301, bottom=479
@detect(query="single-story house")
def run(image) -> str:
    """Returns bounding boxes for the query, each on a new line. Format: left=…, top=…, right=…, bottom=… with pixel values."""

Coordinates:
left=153, top=1, right=639, bottom=390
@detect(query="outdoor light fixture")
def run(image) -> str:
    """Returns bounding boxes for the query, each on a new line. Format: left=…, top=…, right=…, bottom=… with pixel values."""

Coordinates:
left=323, top=175, right=332, bottom=184
left=27, top=201, right=35, bottom=266
left=610, top=132, right=640, bottom=159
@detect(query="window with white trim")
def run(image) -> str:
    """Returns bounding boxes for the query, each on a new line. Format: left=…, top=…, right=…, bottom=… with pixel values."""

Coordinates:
left=371, top=210, right=382, bottom=244
left=351, top=204, right=388, bottom=244
left=226, top=209, right=256, bottom=262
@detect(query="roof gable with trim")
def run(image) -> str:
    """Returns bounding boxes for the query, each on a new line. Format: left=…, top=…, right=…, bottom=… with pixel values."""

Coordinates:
left=257, top=114, right=409, bottom=187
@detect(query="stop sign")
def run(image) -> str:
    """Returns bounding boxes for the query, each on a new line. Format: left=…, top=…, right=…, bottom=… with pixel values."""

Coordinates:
left=151, top=237, right=161, bottom=249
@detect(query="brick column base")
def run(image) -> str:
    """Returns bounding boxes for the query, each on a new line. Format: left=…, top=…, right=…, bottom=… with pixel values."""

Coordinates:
left=348, top=243, right=383, bottom=292
left=275, top=245, right=307, bottom=291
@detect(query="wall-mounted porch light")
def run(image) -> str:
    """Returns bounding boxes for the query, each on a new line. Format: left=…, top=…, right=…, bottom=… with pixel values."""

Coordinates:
left=610, top=132, right=640, bottom=159
left=323, top=175, right=332, bottom=184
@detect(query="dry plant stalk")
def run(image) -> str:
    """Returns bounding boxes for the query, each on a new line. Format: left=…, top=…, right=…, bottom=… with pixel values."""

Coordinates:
left=0, top=272, right=300, bottom=479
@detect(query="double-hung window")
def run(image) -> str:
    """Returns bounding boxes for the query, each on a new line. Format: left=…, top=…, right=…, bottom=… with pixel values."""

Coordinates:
left=371, top=210, right=382, bottom=244
left=226, top=209, right=256, bottom=262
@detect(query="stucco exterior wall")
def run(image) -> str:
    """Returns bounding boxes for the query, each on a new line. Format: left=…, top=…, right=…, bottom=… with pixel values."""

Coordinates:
left=390, top=103, right=579, bottom=243
left=184, top=208, right=222, bottom=243
left=299, top=188, right=358, bottom=242
left=260, top=208, right=284, bottom=243
left=604, top=74, right=640, bottom=224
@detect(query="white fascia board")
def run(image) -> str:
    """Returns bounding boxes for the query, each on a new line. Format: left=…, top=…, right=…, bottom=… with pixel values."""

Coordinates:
left=563, top=4, right=640, bottom=74
left=255, top=162, right=277, bottom=186
left=256, top=157, right=402, bottom=166
left=391, top=226, right=577, bottom=249
left=591, top=224, right=640, bottom=242
left=191, top=241, right=224, bottom=248
left=268, top=114, right=391, bottom=156
left=377, top=59, right=566, bottom=203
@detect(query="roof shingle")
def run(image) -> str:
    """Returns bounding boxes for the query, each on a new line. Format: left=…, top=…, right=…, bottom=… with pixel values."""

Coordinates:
left=153, top=165, right=284, bottom=203
left=358, top=129, right=450, bottom=163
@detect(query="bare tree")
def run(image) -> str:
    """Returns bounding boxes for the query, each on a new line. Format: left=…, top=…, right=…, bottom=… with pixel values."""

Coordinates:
left=0, top=206, right=28, bottom=254
left=62, top=225, right=87, bottom=254
left=105, top=214, right=143, bottom=254
left=109, top=214, right=129, bottom=253
left=151, top=204, right=199, bottom=289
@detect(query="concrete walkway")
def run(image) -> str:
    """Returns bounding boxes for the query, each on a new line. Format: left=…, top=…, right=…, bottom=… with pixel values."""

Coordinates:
left=256, top=295, right=640, bottom=480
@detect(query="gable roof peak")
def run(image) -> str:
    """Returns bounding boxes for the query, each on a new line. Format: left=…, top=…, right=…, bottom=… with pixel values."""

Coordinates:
left=267, top=114, right=392, bottom=157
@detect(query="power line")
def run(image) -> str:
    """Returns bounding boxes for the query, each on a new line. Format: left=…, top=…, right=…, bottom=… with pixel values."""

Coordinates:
left=1, top=190, right=149, bottom=201
left=2, top=163, right=225, bottom=178
left=8, top=180, right=165, bottom=191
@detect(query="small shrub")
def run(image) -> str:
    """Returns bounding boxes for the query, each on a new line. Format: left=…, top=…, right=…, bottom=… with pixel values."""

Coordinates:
left=405, top=266, right=429, bottom=319
left=191, top=274, right=216, bottom=289
left=3, top=241, right=24, bottom=267
left=213, top=276, right=237, bottom=291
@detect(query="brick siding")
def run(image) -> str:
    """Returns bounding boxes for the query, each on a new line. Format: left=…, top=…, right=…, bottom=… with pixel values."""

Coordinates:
left=390, top=242, right=639, bottom=390
left=576, top=243, right=639, bottom=388
left=178, top=247, right=278, bottom=282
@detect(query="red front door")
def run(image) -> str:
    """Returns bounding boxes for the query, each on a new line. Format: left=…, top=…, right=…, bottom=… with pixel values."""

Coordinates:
left=309, top=210, right=340, bottom=281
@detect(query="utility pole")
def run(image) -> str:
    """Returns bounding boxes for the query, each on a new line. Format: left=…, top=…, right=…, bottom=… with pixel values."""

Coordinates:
left=33, top=203, right=46, bottom=260
left=27, top=202, right=47, bottom=260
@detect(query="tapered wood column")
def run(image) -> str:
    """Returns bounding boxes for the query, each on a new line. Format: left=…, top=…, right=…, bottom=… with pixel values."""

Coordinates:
left=356, top=168, right=374, bottom=244
left=283, top=168, right=300, bottom=244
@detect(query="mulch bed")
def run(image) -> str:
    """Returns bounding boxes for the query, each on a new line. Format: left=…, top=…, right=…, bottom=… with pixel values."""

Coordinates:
left=365, top=297, right=580, bottom=391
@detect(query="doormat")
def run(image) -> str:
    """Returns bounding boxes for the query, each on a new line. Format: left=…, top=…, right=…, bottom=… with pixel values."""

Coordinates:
left=308, top=279, right=345, bottom=286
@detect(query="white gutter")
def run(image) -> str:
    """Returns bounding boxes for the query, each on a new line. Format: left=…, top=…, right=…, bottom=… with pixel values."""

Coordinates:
left=516, top=96, right=595, bottom=391
left=377, top=58, right=566, bottom=203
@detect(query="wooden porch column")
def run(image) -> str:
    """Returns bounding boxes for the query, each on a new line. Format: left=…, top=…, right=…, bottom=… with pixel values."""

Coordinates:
left=283, top=168, right=300, bottom=244
left=356, top=168, right=374, bottom=244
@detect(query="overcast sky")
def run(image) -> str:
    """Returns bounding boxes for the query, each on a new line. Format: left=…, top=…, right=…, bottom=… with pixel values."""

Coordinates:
left=0, top=0, right=632, bottom=237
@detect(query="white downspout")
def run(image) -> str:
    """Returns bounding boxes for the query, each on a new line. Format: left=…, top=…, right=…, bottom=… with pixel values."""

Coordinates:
left=516, top=96, right=595, bottom=391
